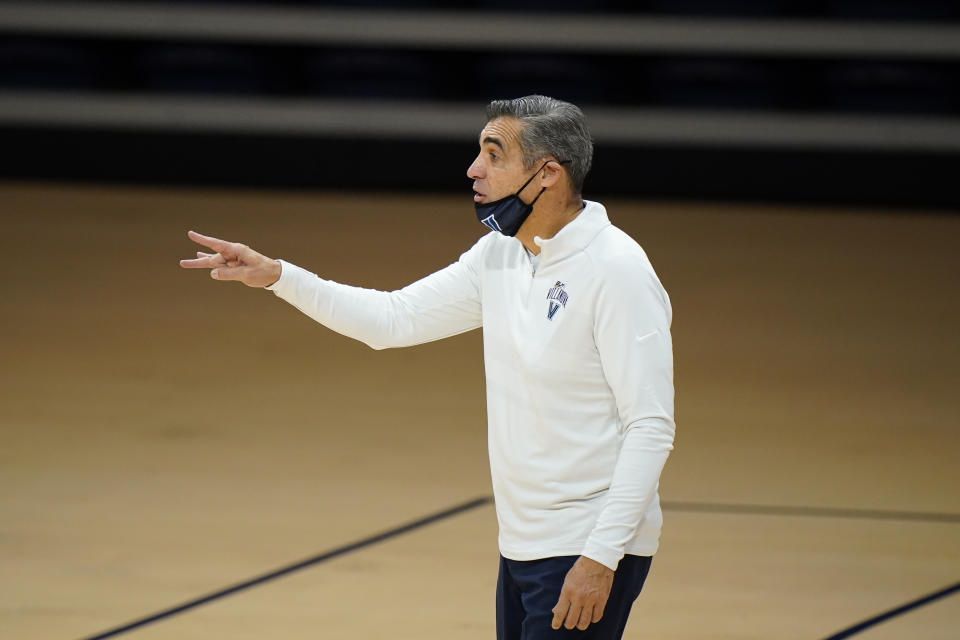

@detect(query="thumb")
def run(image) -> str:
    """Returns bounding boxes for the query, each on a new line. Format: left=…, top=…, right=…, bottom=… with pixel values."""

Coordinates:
left=210, top=266, right=251, bottom=283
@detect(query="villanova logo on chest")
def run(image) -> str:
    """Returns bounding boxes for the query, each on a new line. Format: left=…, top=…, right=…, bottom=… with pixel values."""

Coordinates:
left=546, top=281, right=569, bottom=320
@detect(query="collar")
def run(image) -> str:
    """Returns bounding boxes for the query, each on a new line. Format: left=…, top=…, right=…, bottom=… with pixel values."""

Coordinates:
left=532, top=200, right=610, bottom=265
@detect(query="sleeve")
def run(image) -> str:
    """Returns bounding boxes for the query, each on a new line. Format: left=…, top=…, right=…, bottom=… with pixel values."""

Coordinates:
left=264, top=238, right=485, bottom=350
left=580, top=252, right=676, bottom=570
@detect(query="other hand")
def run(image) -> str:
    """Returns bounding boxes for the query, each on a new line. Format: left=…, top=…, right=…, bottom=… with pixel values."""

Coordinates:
left=551, top=556, right=615, bottom=631
left=179, top=230, right=281, bottom=288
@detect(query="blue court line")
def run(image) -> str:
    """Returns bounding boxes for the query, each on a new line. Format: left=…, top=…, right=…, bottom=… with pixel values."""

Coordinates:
left=77, top=496, right=492, bottom=640
left=665, top=503, right=960, bottom=635
left=661, top=501, right=960, bottom=523
left=821, top=581, right=960, bottom=639
left=75, top=497, right=957, bottom=639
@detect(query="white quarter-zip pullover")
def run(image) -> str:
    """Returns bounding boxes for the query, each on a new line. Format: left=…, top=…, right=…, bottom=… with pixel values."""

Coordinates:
left=267, top=201, right=675, bottom=570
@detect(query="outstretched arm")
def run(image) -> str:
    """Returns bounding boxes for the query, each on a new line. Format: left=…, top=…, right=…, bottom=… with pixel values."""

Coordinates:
left=179, top=230, right=281, bottom=287
left=180, top=229, right=485, bottom=349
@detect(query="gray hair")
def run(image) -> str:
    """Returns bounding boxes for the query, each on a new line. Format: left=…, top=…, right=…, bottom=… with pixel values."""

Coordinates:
left=485, top=95, right=593, bottom=193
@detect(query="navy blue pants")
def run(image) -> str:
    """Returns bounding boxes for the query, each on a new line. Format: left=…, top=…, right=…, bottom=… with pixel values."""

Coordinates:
left=496, top=554, right=652, bottom=640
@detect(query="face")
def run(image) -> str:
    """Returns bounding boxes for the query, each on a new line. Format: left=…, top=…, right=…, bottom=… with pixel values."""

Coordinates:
left=467, top=117, right=538, bottom=204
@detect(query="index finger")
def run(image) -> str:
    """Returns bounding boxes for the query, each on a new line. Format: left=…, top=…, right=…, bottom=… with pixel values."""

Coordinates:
left=187, top=230, right=233, bottom=253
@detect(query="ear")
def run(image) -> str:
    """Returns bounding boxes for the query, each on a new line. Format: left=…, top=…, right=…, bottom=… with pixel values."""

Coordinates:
left=540, top=160, right=566, bottom=188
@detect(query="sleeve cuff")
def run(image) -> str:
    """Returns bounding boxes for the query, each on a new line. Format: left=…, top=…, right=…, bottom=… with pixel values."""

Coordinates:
left=580, top=540, right=624, bottom=572
left=264, top=259, right=286, bottom=292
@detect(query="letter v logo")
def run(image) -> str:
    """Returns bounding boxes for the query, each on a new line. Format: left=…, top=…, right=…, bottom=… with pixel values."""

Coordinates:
left=481, top=214, right=502, bottom=232
left=547, top=301, right=561, bottom=320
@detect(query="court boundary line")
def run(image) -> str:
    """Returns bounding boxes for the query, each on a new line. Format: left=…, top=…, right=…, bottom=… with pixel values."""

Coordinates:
left=821, top=581, right=960, bottom=639
left=76, top=496, right=492, bottom=640
left=661, top=501, right=960, bottom=523
left=75, top=496, right=958, bottom=639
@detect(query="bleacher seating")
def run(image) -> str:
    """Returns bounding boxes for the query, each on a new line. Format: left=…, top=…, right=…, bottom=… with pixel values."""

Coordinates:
left=0, top=0, right=957, bottom=206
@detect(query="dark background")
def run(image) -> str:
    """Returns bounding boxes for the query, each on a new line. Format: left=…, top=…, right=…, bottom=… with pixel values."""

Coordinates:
left=2, top=1, right=958, bottom=208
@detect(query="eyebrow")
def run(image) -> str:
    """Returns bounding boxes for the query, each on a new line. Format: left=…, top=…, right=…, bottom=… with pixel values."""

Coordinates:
left=482, top=135, right=505, bottom=151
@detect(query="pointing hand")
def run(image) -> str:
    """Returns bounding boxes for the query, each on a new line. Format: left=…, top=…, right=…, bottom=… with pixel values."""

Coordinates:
left=179, top=230, right=282, bottom=288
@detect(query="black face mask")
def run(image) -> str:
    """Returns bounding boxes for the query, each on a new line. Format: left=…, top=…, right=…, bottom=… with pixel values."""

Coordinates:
left=474, top=162, right=550, bottom=237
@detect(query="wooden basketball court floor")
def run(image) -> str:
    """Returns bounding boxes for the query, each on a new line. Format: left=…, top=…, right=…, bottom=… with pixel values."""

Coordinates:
left=1, top=182, right=958, bottom=639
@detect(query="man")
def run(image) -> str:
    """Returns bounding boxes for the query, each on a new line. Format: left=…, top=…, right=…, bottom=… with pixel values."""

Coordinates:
left=180, top=95, right=675, bottom=639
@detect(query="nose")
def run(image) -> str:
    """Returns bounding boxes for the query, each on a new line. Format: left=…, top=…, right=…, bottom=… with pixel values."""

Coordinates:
left=466, top=154, right=484, bottom=180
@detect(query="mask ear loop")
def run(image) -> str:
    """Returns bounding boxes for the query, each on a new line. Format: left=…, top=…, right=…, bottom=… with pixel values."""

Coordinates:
left=515, top=161, right=551, bottom=195
left=520, top=159, right=570, bottom=205
left=529, top=186, right=547, bottom=206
